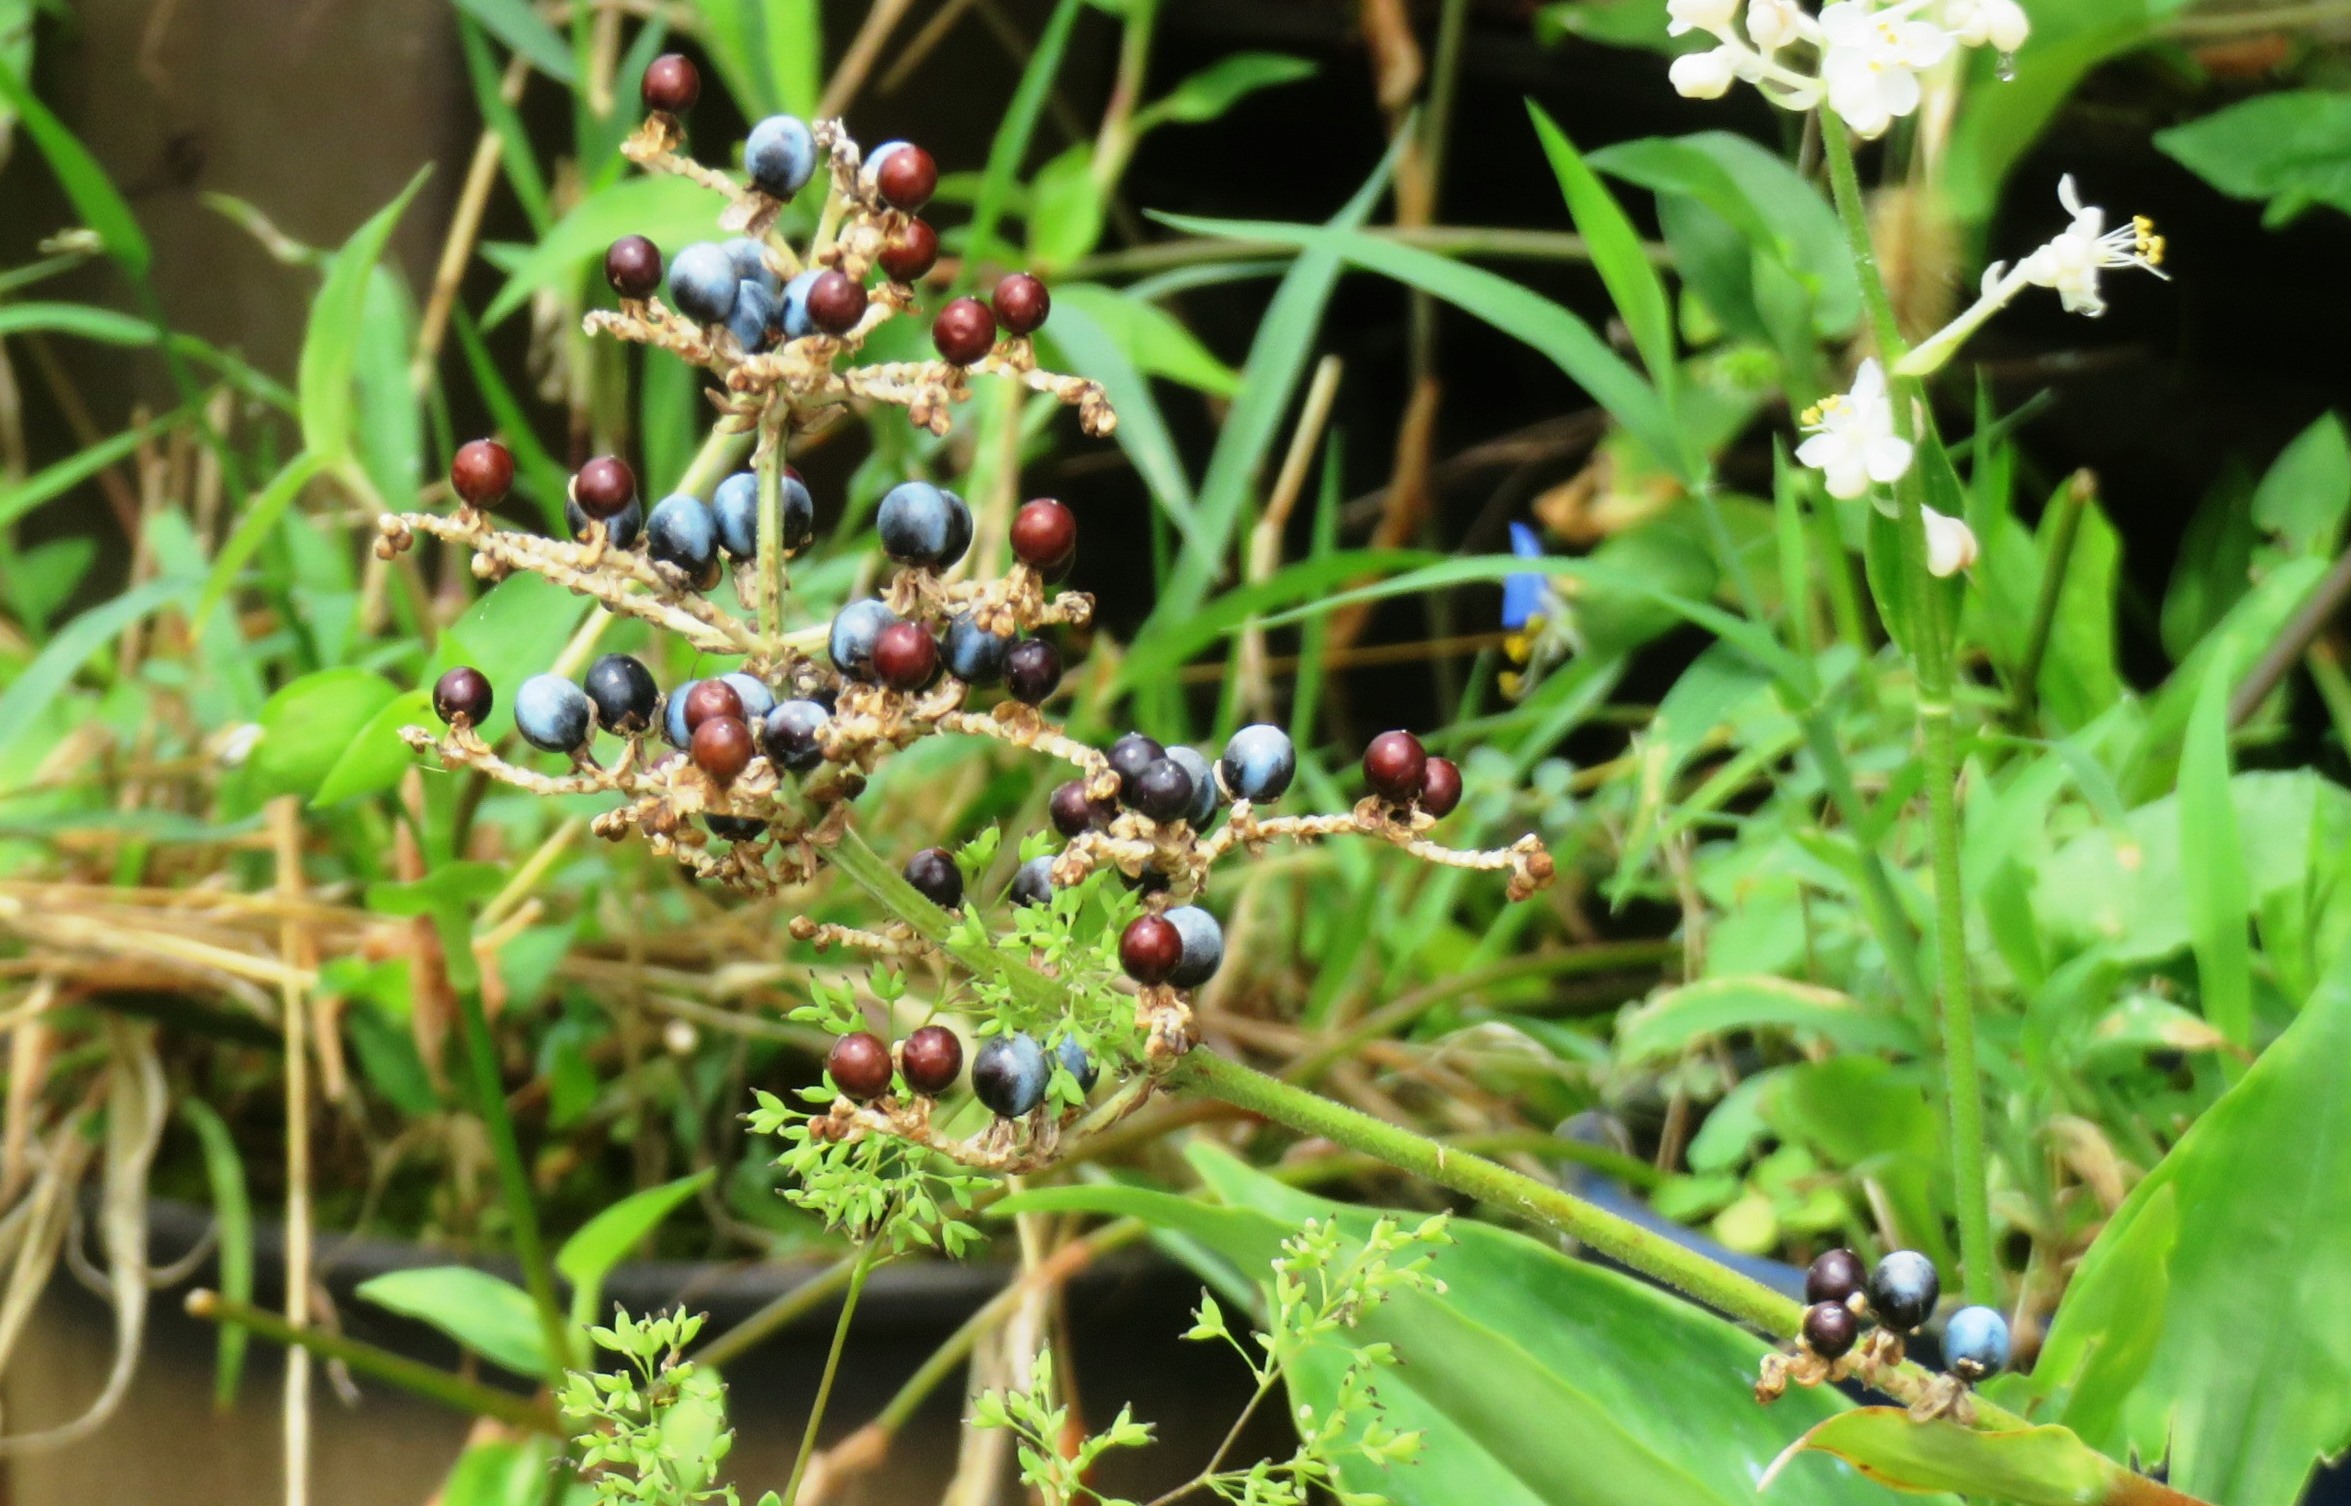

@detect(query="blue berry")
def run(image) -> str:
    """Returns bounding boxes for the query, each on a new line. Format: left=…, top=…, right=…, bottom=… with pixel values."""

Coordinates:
left=1165, top=746, right=1221, bottom=827
left=723, top=236, right=780, bottom=293
left=1163, top=905, right=1225, bottom=989
left=1867, top=1250, right=1941, bottom=1333
left=583, top=654, right=659, bottom=734
left=720, top=671, right=776, bottom=724
left=713, top=469, right=813, bottom=559
left=514, top=674, right=592, bottom=753
left=1106, top=733, right=1165, bottom=804
left=762, top=698, right=830, bottom=771
left=829, top=598, right=900, bottom=681
left=1942, top=1305, right=2010, bottom=1380
left=944, top=614, right=1011, bottom=685
left=1055, top=1035, right=1099, bottom=1095
left=663, top=680, right=702, bottom=748
left=646, top=494, right=720, bottom=580
left=1219, top=723, right=1295, bottom=804
left=1009, top=854, right=1057, bottom=908
left=778, top=270, right=821, bottom=342
left=567, top=496, right=642, bottom=549
left=877, top=481, right=973, bottom=569
left=973, top=1032, right=1049, bottom=1118
left=728, top=278, right=778, bottom=353
left=745, top=115, right=817, bottom=199
left=667, top=242, right=738, bottom=324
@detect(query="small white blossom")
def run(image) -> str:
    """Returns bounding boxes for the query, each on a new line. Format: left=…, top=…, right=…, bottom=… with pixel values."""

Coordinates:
left=2016, top=174, right=2167, bottom=317
left=1747, top=0, right=1810, bottom=49
left=1668, top=0, right=1742, bottom=36
left=1669, top=46, right=1743, bottom=98
left=1940, top=0, right=2030, bottom=48
left=1796, top=359, right=1913, bottom=500
left=1818, top=0, right=1956, bottom=137
left=1922, top=507, right=1979, bottom=577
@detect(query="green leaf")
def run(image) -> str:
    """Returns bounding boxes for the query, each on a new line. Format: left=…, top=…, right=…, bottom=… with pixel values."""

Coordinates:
left=0, top=575, right=194, bottom=766
left=2157, top=91, right=2351, bottom=228
left=0, top=60, right=151, bottom=276
left=1134, top=53, right=1317, bottom=131
left=354, top=266, right=424, bottom=512
left=249, top=669, right=402, bottom=801
left=2250, top=412, right=2351, bottom=557
left=1768, top=1410, right=2127, bottom=1505
left=557, top=1170, right=715, bottom=1327
left=1049, top=282, right=1238, bottom=397
left=196, top=450, right=330, bottom=626
left=1527, top=104, right=1673, bottom=391
left=2035, top=951, right=2351, bottom=1505
left=180, top=1100, right=254, bottom=1408
left=482, top=174, right=730, bottom=328
left=300, top=169, right=430, bottom=461
left=1025, top=145, right=1106, bottom=272
left=0, top=408, right=193, bottom=532
left=356, top=1266, right=552, bottom=1380
left=1616, top=976, right=1923, bottom=1062
left=445, top=0, right=577, bottom=83
left=1040, top=292, right=1199, bottom=527
left=959, top=0, right=1085, bottom=281
left=2180, top=650, right=2253, bottom=1056
left=311, top=688, right=433, bottom=807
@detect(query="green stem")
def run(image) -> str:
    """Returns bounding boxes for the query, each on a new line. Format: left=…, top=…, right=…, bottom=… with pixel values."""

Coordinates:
left=2012, top=471, right=2091, bottom=723
left=1819, top=117, right=1995, bottom=1305
left=755, top=405, right=787, bottom=656
left=690, top=1255, right=859, bottom=1370
left=780, top=1242, right=880, bottom=1506
left=185, top=1290, right=560, bottom=1434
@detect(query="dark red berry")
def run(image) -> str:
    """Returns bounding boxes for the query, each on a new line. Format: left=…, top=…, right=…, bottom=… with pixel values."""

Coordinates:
left=872, top=620, right=940, bottom=691
left=573, top=456, right=638, bottom=521
left=878, top=218, right=939, bottom=283
left=450, top=439, right=514, bottom=509
left=806, top=269, right=868, bottom=336
left=433, top=666, right=493, bottom=727
left=692, top=715, right=754, bottom=785
left=1363, top=730, right=1428, bottom=804
left=1806, top=1248, right=1866, bottom=1306
left=1011, top=498, right=1076, bottom=573
left=1803, top=1301, right=1859, bottom=1360
left=1418, top=756, right=1462, bottom=817
left=1120, top=914, right=1183, bottom=985
left=605, top=236, right=663, bottom=300
left=901, top=1024, right=964, bottom=1096
left=1004, top=638, right=1062, bottom=705
left=992, top=272, right=1050, bottom=336
left=827, top=1030, right=893, bottom=1101
left=932, top=298, right=997, bottom=366
left=682, top=678, right=745, bottom=733
left=874, top=143, right=938, bottom=211
left=642, top=53, right=700, bottom=115
left=1049, top=779, right=1110, bottom=837
left=904, top=846, right=964, bottom=910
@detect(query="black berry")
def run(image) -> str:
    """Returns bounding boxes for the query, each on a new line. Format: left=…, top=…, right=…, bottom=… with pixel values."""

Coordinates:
left=1806, top=1248, right=1866, bottom=1306
left=904, top=847, right=964, bottom=910
left=583, top=653, right=659, bottom=734
left=433, top=666, right=493, bottom=727
left=1004, top=638, right=1062, bottom=705
left=606, top=236, right=663, bottom=300
left=1803, top=1301, right=1859, bottom=1360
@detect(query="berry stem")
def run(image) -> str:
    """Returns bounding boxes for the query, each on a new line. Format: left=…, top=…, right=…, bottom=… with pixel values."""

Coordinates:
left=756, top=403, right=790, bottom=656
left=779, top=1239, right=882, bottom=1506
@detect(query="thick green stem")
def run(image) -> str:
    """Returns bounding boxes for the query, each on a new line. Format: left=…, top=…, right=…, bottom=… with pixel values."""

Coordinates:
left=780, top=1243, right=880, bottom=1506
left=1820, top=118, right=1995, bottom=1305
left=755, top=405, right=788, bottom=656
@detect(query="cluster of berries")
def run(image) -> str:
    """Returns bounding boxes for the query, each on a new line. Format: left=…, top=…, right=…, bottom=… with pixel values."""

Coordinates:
left=1762, top=1246, right=2011, bottom=1416
left=822, top=1017, right=1095, bottom=1123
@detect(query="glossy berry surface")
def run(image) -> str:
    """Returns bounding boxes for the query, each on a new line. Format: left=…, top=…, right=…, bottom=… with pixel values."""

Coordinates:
left=746, top=115, right=817, bottom=199
left=872, top=621, right=940, bottom=691
left=901, top=1025, right=963, bottom=1096
left=805, top=269, right=867, bottom=336
left=667, top=242, right=739, bottom=325
left=1165, top=747, right=1221, bottom=828
left=692, top=715, right=755, bottom=785
left=870, top=141, right=937, bottom=211
left=763, top=699, right=830, bottom=772
left=605, top=235, right=662, bottom=300
left=583, top=654, right=659, bottom=734
left=1803, top=1301, right=1859, bottom=1361
left=877, top=481, right=972, bottom=568
left=944, top=615, right=1010, bottom=685
left=1107, top=733, right=1166, bottom=804
left=1163, top=905, right=1225, bottom=989
left=1943, top=1306, right=2010, bottom=1380
left=829, top=598, right=899, bottom=681
left=706, top=814, right=766, bottom=842
left=972, top=1032, right=1048, bottom=1118
left=1004, top=639, right=1061, bottom=706
left=1806, top=1248, right=1866, bottom=1306
left=1419, top=756, right=1463, bottom=817
left=1010, top=497, right=1076, bottom=572
left=775, top=270, right=820, bottom=343
left=1009, top=855, right=1056, bottom=908
left=641, top=53, right=699, bottom=113
left=931, top=298, right=997, bottom=366
left=878, top=217, right=938, bottom=283
left=450, top=439, right=514, bottom=509
left=681, top=678, right=745, bottom=734
left=1130, top=757, right=1196, bottom=823
left=826, top=1031, right=894, bottom=1101
left=725, top=237, right=779, bottom=292
left=1867, top=1250, right=1941, bottom=1333
left=1049, top=779, right=1110, bottom=837
left=433, top=666, right=493, bottom=728
left=1363, top=730, right=1429, bottom=804
left=718, top=672, right=776, bottom=725
left=662, top=681, right=701, bottom=747
left=1219, top=724, right=1296, bottom=804
left=992, top=272, right=1051, bottom=336
left=1056, top=1036, right=1098, bottom=1094
left=1121, top=914, right=1183, bottom=984
left=567, top=496, right=641, bottom=549
left=904, top=847, right=964, bottom=910
left=711, top=468, right=813, bottom=559
left=515, top=674, right=591, bottom=753
left=728, top=279, right=777, bottom=353
left=574, top=457, right=637, bottom=521
left=646, top=494, right=720, bottom=581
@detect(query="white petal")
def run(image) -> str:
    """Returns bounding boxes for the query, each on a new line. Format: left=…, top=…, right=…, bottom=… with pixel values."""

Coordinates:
left=1818, top=1, right=1873, bottom=42
left=2057, top=174, right=2082, bottom=216
left=1794, top=432, right=1840, bottom=469
left=1876, top=65, right=1924, bottom=120
left=1864, top=433, right=1915, bottom=484
left=1848, top=358, right=1888, bottom=404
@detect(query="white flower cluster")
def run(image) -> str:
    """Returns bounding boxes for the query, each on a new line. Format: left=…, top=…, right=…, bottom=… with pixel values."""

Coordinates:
left=1667, top=0, right=2027, bottom=138
left=1794, top=359, right=1977, bottom=576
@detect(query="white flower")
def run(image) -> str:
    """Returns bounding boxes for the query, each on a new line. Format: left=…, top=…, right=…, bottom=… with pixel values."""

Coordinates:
left=2016, top=174, right=2166, bottom=317
left=1818, top=0, right=1956, bottom=137
left=1747, top=0, right=1810, bottom=48
left=1668, top=0, right=1742, bottom=36
left=1940, top=0, right=2029, bottom=49
left=1795, top=359, right=1913, bottom=500
left=1923, top=506, right=1979, bottom=577
left=1669, top=46, right=1742, bottom=98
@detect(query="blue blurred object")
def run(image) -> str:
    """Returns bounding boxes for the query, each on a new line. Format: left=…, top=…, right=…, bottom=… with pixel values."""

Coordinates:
left=1501, top=521, right=1548, bottom=632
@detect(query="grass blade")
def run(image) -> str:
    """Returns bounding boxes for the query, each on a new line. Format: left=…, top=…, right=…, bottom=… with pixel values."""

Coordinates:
left=300, top=168, right=432, bottom=462
left=444, top=0, right=576, bottom=84
left=0, top=575, right=194, bottom=765
left=1527, top=102, right=1674, bottom=395
left=180, top=1100, right=254, bottom=1408
left=0, top=61, right=151, bottom=277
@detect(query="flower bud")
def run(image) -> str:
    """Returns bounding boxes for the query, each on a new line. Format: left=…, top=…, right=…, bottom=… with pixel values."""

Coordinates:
left=1923, top=507, right=1979, bottom=578
left=1669, top=46, right=1741, bottom=99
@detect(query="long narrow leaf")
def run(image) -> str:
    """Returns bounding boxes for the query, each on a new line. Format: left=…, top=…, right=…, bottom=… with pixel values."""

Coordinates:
left=196, top=451, right=329, bottom=625
left=300, top=168, right=432, bottom=461
left=956, top=0, right=1086, bottom=287
left=180, top=1100, right=254, bottom=1408
left=1526, top=103, right=1675, bottom=395
left=445, top=0, right=576, bottom=83
left=0, top=62, right=151, bottom=276
left=0, top=408, right=192, bottom=531
left=0, top=576, right=194, bottom=764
